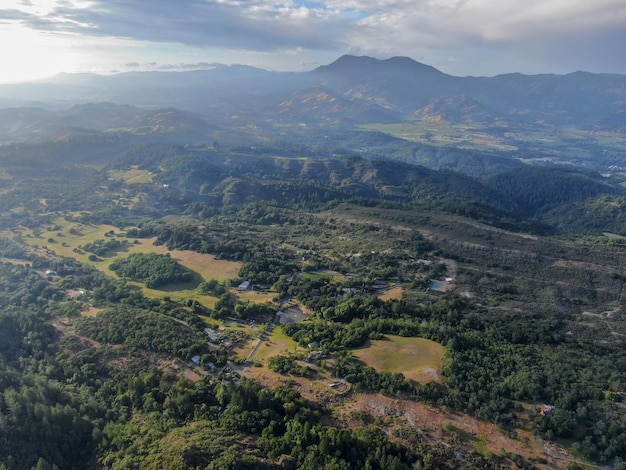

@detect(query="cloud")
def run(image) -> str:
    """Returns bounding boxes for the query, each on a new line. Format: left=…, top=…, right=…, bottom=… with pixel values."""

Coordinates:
left=150, top=62, right=222, bottom=71
left=1, top=0, right=625, bottom=74
left=1, top=0, right=351, bottom=51
left=4, top=0, right=626, bottom=52
left=332, top=0, right=626, bottom=51
left=329, top=0, right=626, bottom=73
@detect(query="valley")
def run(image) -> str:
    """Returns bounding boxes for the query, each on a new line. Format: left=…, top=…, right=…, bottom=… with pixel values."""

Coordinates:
left=2, top=180, right=625, bottom=468
left=0, top=55, right=625, bottom=469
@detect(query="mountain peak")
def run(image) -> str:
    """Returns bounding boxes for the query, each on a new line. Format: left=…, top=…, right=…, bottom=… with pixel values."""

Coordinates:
left=315, top=55, right=445, bottom=77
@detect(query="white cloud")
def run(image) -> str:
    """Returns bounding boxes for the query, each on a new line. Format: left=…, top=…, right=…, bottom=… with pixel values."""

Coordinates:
left=1, top=0, right=349, bottom=51
left=334, top=0, right=626, bottom=49
left=4, top=0, right=626, bottom=52
left=0, top=0, right=625, bottom=78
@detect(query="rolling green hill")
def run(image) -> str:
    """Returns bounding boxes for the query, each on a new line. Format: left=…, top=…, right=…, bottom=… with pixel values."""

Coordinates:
left=4, top=52, right=626, bottom=470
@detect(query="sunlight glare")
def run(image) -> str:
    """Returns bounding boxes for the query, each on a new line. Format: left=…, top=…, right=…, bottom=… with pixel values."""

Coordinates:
left=0, top=24, right=77, bottom=83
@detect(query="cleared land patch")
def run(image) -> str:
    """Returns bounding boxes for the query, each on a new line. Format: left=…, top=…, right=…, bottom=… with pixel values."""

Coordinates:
left=238, top=290, right=276, bottom=305
left=22, top=220, right=242, bottom=283
left=248, top=326, right=300, bottom=363
left=18, top=222, right=244, bottom=306
left=126, top=238, right=242, bottom=282
left=353, top=335, right=445, bottom=384
left=108, top=167, right=154, bottom=184
left=378, top=286, right=402, bottom=301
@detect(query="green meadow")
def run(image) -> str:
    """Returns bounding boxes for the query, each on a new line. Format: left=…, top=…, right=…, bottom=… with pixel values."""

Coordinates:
left=17, top=217, right=244, bottom=306
left=353, top=334, right=445, bottom=384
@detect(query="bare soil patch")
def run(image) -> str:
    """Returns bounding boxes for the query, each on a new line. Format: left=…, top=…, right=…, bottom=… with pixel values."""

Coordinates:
left=236, top=363, right=570, bottom=469
left=346, top=393, right=569, bottom=470
left=159, top=359, right=206, bottom=382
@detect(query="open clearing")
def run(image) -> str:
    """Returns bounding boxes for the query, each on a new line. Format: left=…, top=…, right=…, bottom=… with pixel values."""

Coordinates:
left=353, top=335, right=445, bottom=384
left=108, top=167, right=154, bottom=184
left=248, top=326, right=300, bottom=363
left=378, top=286, right=402, bottom=301
left=124, top=237, right=242, bottom=282
left=37, top=224, right=239, bottom=279
left=238, top=291, right=277, bottom=304
left=345, top=393, right=563, bottom=470
left=21, top=219, right=242, bottom=283
left=15, top=221, right=246, bottom=306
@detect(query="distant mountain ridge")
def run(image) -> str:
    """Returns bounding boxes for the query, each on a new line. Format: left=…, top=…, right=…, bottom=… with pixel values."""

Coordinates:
left=1, top=55, right=623, bottom=125
left=0, top=55, right=624, bottom=176
left=314, top=55, right=446, bottom=79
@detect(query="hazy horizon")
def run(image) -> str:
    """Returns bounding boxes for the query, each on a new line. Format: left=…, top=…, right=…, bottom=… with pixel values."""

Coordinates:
left=1, top=0, right=625, bottom=84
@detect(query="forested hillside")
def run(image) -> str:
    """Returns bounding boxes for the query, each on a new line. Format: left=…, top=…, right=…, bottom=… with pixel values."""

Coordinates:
left=1, top=46, right=626, bottom=470
left=0, top=132, right=625, bottom=470
left=1, top=55, right=625, bottom=174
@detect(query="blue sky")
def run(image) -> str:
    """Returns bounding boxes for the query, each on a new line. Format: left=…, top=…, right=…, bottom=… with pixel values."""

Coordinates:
left=1, top=0, right=625, bottom=83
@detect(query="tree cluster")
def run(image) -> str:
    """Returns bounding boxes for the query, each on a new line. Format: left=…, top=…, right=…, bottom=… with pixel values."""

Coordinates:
left=109, top=252, right=192, bottom=288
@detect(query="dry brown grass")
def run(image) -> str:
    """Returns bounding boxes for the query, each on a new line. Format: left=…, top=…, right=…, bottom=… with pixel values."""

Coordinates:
left=378, top=286, right=403, bottom=301
left=127, top=238, right=242, bottom=282
left=19, top=223, right=246, bottom=305
left=108, top=167, right=154, bottom=184
left=238, top=291, right=277, bottom=305
left=345, top=393, right=562, bottom=469
left=353, top=335, right=445, bottom=384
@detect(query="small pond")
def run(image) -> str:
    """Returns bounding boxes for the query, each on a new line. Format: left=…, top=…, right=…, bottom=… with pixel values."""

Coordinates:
left=430, top=280, right=445, bottom=291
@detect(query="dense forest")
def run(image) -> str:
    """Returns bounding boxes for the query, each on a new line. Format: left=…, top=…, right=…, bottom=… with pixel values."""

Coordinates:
left=1, top=138, right=626, bottom=469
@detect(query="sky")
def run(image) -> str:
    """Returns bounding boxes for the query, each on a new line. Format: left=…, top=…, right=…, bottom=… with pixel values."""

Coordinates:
left=1, top=0, right=625, bottom=83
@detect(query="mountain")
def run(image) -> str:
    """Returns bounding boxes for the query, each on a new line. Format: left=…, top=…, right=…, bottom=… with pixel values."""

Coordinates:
left=0, top=107, right=58, bottom=142
left=0, top=65, right=285, bottom=110
left=471, top=71, right=626, bottom=124
left=275, top=85, right=402, bottom=125
left=413, top=95, right=504, bottom=125
left=312, top=55, right=461, bottom=113
left=2, top=55, right=623, bottom=125
left=0, top=55, right=624, bottom=174
left=484, top=166, right=624, bottom=217
left=135, top=149, right=497, bottom=203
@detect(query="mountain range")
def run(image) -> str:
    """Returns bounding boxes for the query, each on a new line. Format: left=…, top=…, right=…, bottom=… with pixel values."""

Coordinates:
left=1, top=55, right=624, bottom=124
left=0, top=55, right=624, bottom=174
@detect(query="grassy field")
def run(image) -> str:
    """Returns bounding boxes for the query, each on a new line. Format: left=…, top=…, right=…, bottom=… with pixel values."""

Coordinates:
left=108, top=167, right=154, bottom=184
left=360, top=121, right=518, bottom=152
left=24, top=221, right=241, bottom=278
left=15, top=218, right=246, bottom=306
left=378, top=286, right=403, bottom=301
left=238, top=291, right=277, bottom=305
left=353, top=335, right=445, bottom=384
left=251, top=326, right=300, bottom=363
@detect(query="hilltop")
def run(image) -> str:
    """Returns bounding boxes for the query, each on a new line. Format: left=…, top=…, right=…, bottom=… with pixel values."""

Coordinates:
left=0, top=55, right=623, bottom=174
